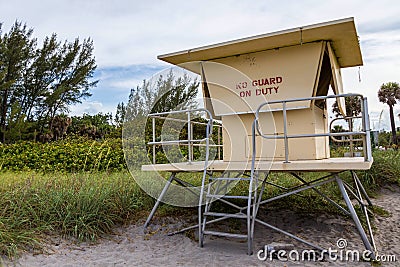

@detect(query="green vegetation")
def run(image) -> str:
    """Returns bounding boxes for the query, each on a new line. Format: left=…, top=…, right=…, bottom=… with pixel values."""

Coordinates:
left=0, top=148, right=398, bottom=259
left=0, top=171, right=153, bottom=258
left=0, top=137, right=126, bottom=172
left=365, top=149, right=400, bottom=186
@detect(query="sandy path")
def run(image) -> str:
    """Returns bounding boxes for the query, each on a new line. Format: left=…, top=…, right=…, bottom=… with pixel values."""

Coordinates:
left=2, top=186, right=399, bottom=267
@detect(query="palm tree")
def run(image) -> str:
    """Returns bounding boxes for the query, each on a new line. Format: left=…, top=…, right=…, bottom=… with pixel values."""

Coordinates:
left=332, top=96, right=362, bottom=154
left=332, top=95, right=362, bottom=118
left=332, top=95, right=362, bottom=134
left=378, top=82, right=400, bottom=145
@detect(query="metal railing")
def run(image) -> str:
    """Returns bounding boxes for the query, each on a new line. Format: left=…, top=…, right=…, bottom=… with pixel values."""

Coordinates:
left=253, top=93, right=372, bottom=163
left=147, top=108, right=223, bottom=164
left=330, top=116, right=364, bottom=156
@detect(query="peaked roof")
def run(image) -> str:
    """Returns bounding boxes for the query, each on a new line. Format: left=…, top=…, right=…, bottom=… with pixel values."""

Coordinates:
left=158, top=17, right=363, bottom=68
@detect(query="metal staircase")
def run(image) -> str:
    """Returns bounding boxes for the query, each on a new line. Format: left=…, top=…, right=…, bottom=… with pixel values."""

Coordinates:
left=198, top=171, right=261, bottom=255
left=197, top=99, right=269, bottom=255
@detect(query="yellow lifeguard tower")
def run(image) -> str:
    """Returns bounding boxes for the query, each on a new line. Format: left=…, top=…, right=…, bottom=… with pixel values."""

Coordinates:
left=142, top=17, right=375, bottom=257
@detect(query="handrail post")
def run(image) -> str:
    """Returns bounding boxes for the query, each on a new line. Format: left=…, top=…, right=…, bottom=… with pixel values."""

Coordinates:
left=191, top=120, right=194, bottom=161
left=349, top=118, right=354, bottom=157
left=152, top=117, right=156, bottom=164
left=188, top=111, right=192, bottom=163
left=282, top=102, right=289, bottom=163
left=217, top=125, right=221, bottom=160
left=251, top=119, right=257, bottom=181
left=362, top=97, right=372, bottom=162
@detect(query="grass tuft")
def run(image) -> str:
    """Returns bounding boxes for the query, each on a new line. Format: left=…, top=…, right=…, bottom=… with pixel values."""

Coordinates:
left=0, top=171, right=151, bottom=258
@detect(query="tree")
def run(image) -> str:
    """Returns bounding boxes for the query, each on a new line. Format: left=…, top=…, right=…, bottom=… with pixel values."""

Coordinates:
left=332, top=96, right=362, bottom=153
left=332, top=95, right=362, bottom=118
left=124, top=70, right=199, bottom=120
left=36, top=37, right=97, bottom=131
left=0, top=21, right=97, bottom=143
left=0, top=21, right=36, bottom=142
left=68, top=112, right=113, bottom=139
left=378, top=82, right=400, bottom=145
left=115, top=102, right=126, bottom=127
left=151, top=71, right=199, bottom=114
left=332, top=95, right=362, bottom=134
left=122, top=70, right=200, bottom=163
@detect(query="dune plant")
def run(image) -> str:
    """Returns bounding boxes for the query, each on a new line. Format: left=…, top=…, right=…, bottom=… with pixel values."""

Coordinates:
left=0, top=171, right=152, bottom=258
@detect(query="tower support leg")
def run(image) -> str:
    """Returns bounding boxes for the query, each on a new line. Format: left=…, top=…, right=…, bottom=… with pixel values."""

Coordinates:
left=144, top=173, right=176, bottom=228
left=336, top=175, right=376, bottom=259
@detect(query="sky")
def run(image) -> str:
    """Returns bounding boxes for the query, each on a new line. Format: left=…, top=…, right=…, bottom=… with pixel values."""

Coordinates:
left=1, top=0, right=400, bottom=131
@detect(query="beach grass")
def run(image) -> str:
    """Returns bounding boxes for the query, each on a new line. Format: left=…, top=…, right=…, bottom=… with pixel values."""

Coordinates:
left=0, top=171, right=152, bottom=258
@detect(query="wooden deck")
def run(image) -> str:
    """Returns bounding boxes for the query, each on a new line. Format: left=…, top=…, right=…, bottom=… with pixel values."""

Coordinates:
left=141, top=157, right=373, bottom=173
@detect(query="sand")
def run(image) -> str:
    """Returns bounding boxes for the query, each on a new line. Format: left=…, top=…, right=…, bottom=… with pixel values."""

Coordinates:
left=2, top=185, right=399, bottom=267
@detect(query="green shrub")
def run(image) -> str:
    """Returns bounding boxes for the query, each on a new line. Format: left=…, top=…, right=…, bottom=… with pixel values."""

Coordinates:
left=0, top=137, right=127, bottom=172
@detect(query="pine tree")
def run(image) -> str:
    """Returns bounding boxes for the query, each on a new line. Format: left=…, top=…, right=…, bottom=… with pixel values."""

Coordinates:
left=0, top=21, right=98, bottom=142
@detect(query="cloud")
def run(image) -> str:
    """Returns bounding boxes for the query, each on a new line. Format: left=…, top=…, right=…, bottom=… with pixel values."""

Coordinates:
left=94, top=64, right=164, bottom=90
left=2, top=0, right=400, bottom=66
left=359, top=16, right=400, bottom=34
left=91, top=64, right=165, bottom=101
left=71, top=64, right=168, bottom=116
left=70, top=101, right=106, bottom=116
left=370, top=107, right=400, bottom=131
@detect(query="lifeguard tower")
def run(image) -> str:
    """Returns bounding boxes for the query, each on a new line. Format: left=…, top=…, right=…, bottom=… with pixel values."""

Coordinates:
left=142, top=17, right=376, bottom=257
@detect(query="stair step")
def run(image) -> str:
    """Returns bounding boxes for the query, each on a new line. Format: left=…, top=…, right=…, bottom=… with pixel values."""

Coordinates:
left=206, top=194, right=251, bottom=199
left=209, top=177, right=251, bottom=181
left=204, top=212, right=247, bottom=219
left=203, top=230, right=247, bottom=239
